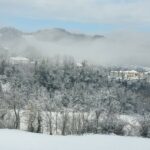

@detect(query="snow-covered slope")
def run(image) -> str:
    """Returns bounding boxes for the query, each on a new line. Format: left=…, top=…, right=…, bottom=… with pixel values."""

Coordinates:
left=0, top=129, right=150, bottom=150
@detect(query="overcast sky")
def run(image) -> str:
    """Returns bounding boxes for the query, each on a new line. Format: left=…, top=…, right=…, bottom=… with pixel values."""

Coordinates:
left=0, top=0, right=150, bottom=33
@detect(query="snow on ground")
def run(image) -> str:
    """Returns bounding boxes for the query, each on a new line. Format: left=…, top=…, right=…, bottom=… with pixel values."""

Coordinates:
left=0, top=129, right=150, bottom=150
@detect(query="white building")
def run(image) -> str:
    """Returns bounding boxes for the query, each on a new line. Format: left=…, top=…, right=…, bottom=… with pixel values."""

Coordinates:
left=110, top=70, right=144, bottom=80
left=10, top=57, right=30, bottom=65
left=76, top=62, right=83, bottom=67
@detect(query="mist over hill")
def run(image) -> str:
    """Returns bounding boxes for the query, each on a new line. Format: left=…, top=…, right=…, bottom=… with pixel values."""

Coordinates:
left=0, top=27, right=150, bottom=67
left=0, top=27, right=104, bottom=41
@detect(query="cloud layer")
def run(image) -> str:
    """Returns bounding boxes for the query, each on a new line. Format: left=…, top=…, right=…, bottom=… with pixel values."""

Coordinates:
left=0, top=0, right=150, bottom=24
left=0, top=28, right=150, bottom=67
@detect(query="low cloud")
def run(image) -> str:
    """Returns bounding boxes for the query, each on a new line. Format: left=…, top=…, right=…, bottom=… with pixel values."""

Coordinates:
left=1, top=28, right=149, bottom=67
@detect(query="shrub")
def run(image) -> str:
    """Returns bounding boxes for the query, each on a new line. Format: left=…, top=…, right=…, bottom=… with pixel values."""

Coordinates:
left=100, top=116, right=125, bottom=136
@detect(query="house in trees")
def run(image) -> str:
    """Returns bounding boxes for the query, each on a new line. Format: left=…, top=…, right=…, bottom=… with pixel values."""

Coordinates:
left=76, top=62, right=83, bottom=67
left=10, top=57, right=30, bottom=65
left=110, top=70, right=144, bottom=80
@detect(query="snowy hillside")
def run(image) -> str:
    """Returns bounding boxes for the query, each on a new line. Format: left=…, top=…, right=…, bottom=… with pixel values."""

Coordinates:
left=0, top=130, right=150, bottom=150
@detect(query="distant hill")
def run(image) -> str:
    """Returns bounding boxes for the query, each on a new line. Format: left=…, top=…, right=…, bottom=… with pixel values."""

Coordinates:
left=0, top=27, right=104, bottom=42
left=0, top=27, right=149, bottom=67
left=32, top=28, right=104, bottom=41
left=0, top=27, right=105, bottom=61
left=0, top=27, right=23, bottom=40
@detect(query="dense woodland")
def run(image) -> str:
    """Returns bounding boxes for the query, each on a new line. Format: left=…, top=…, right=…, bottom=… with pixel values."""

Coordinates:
left=0, top=56, right=150, bottom=137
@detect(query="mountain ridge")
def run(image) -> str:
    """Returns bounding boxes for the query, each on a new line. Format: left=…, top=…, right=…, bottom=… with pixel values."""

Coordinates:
left=0, top=27, right=104, bottom=41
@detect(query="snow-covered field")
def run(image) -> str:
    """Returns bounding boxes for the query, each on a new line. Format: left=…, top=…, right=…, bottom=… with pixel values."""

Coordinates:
left=0, top=129, right=150, bottom=150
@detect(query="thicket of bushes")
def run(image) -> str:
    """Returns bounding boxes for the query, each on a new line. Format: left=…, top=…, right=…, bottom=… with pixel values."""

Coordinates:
left=0, top=57, right=150, bottom=137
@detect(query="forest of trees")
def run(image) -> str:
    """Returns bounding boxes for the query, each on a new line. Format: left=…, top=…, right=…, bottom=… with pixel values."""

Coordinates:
left=0, top=56, right=150, bottom=137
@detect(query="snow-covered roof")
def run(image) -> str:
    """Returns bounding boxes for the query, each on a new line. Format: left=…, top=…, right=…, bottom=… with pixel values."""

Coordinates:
left=76, top=62, right=83, bottom=67
left=111, top=70, right=138, bottom=73
left=10, top=57, right=29, bottom=61
left=129, top=70, right=138, bottom=73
